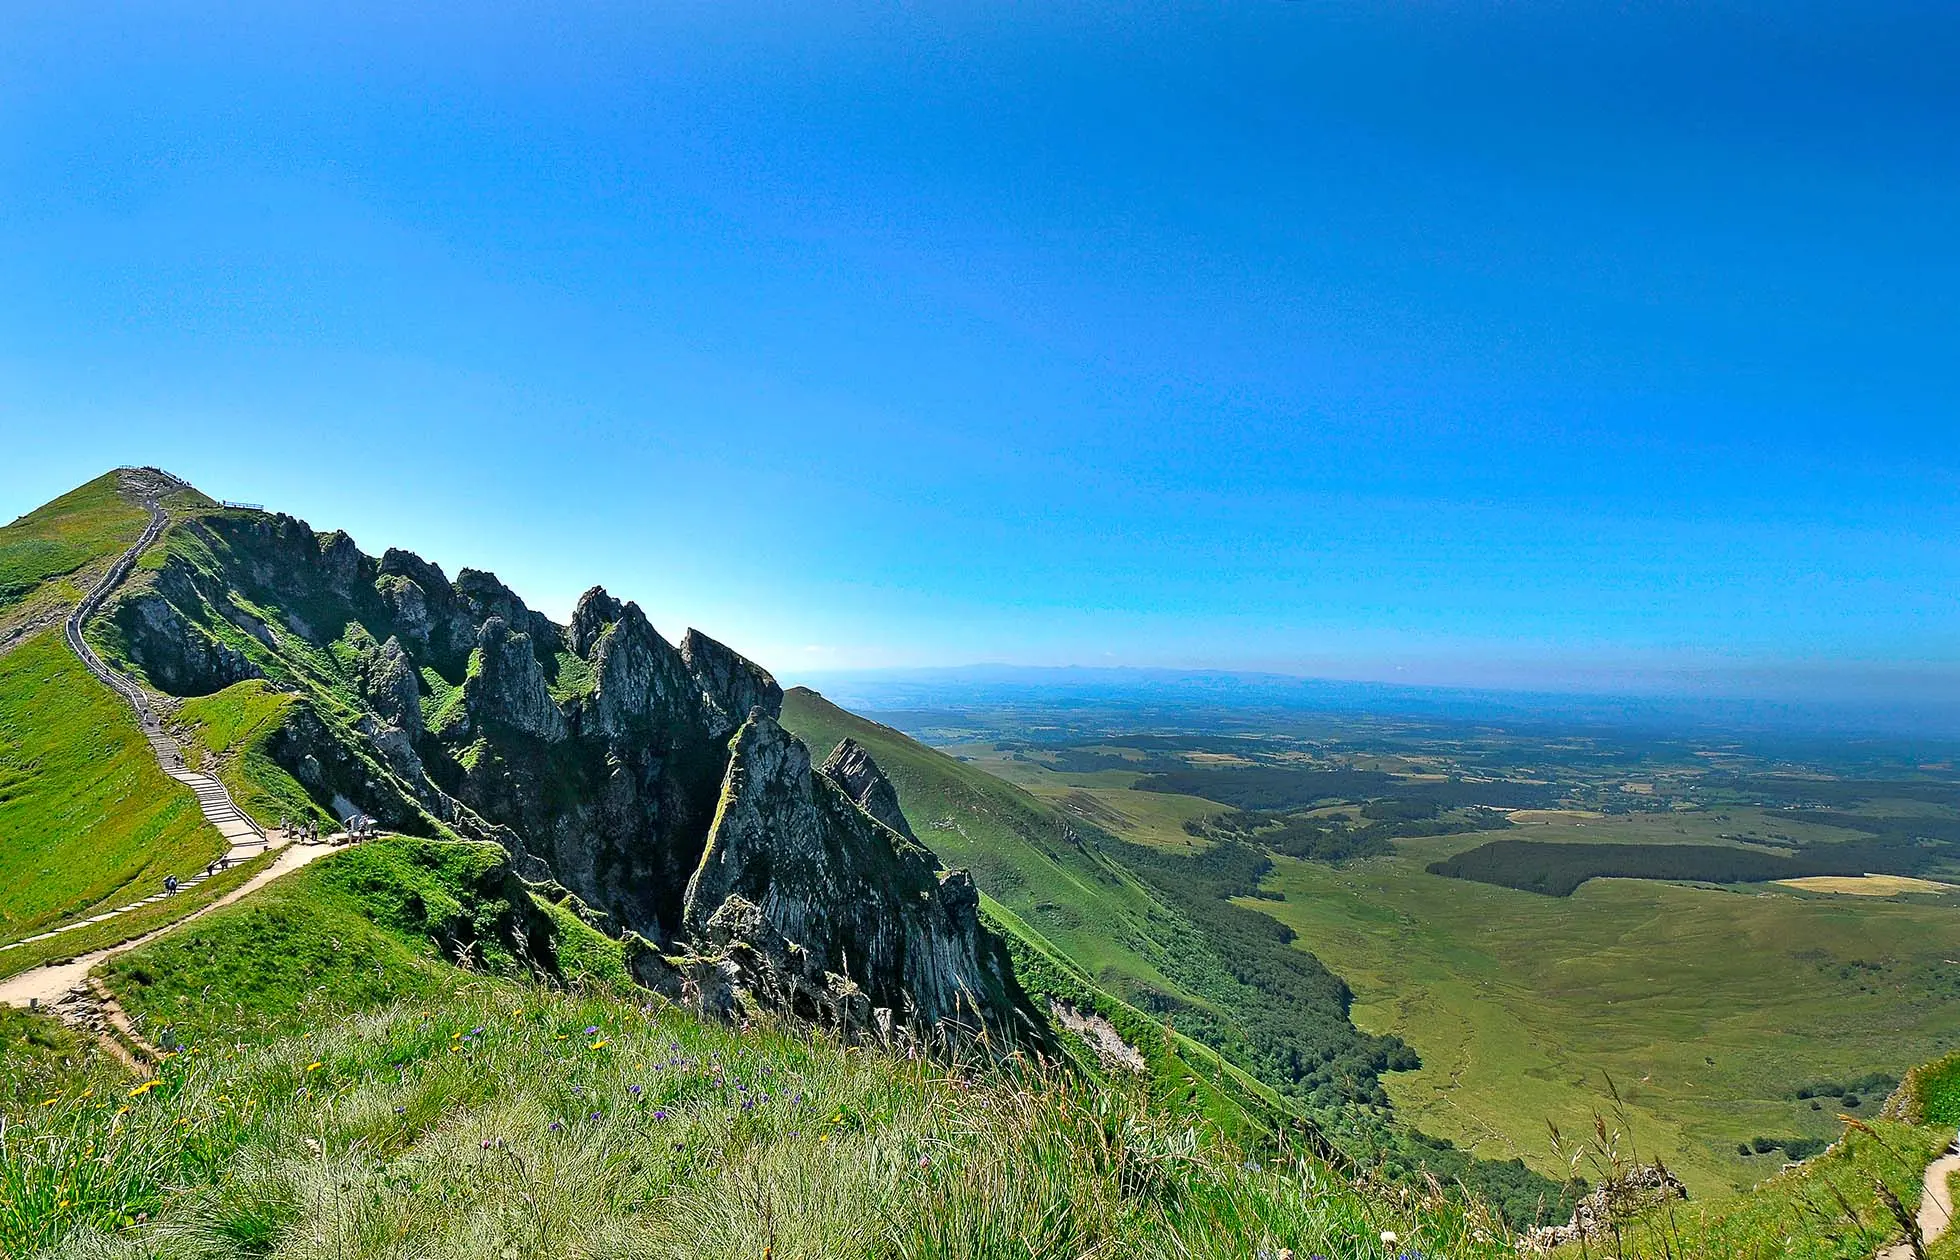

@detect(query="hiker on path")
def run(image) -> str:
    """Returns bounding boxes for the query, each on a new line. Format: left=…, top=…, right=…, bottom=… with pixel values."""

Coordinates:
left=164, top=875, right=178, bottom=894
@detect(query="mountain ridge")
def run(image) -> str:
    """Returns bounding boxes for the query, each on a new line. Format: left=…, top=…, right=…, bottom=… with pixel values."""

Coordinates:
left=37, top=470, right=1041, bottom=1048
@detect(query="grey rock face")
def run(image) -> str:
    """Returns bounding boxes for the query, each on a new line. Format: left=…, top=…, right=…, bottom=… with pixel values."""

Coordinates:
left=818, top=738, right=916, bottom=841
left=379, top=547, right=450, bottom=595
left=107, top=588, right=261, bottom=695
left=375, top=574, right=431, bottom=645
left=587, top=602, right=698, bottom=744
left=682, top=713, right=1032, bottom=1038
left=317, top=530, right=372, bottom=596
left=569, top=585, right=623, bottom=657
left=464, top=616, right=567, bottom=742
left=681, top=628, right=783, bottom=740
left=378, top=550, right=474, bottom=659
left=360, top=635, right=423, bottom=735
left=458, top=569, right=558, bottom=647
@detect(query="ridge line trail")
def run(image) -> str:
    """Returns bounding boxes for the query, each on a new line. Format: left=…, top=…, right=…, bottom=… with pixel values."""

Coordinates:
left=1876, top=1136, right=1960, bottom=1260
left=6, top=474, right=294, bottom=956
left=61, top=476, right=275, bottom=866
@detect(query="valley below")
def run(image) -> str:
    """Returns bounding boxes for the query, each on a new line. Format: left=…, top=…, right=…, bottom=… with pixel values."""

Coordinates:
left=870, top=700, right=1960, bottom=1197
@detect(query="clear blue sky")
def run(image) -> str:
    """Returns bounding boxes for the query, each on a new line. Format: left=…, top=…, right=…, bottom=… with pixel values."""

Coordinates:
left=1, top=2, right=1955, bottom=700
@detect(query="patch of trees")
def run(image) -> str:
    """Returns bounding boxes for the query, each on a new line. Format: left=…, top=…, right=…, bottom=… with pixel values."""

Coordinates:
left=1790, top=1071, right=1895, bottom=1103
left=1802, top=810, right=1960, bottom=853
left=1428, top=835, right=1950, bottom=896
left=1708, top=775, right=1960, bottom=810
left=1187, top=802, right=1513, bottom=865
left=1139, top=764, right=1560, bottom=815
left=1045, top=748, right=1186, bottom=774
left=1430, top=840, right=1841, bottom=897
left=1137, top=767, right=1395, bottom=811
left=1329, top=1120, right=1586, bottom=1231
left=1100, top=837, right=1420, bottom=1110
left=1738, top=1135, right=1829, bottom=1160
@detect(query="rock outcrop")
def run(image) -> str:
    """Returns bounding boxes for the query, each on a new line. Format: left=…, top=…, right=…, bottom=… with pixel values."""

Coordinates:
left=819, top=738, right=916, bottom=841
left=682, top=628, right=784, bottom=741
left=465, top=616, right=566, bottom=741
left=677, top=714, right=1030, bottom=1038
left=359, top=635, right=422, bottom=735
left=97, top=500, right=1042, bottom=1050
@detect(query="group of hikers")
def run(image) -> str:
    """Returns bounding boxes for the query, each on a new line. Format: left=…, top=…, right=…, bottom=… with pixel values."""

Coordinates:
left=274, top=813, right=379, bottom=843
left=161, top=855, right=229, bottom=895
left=161, top=813, right=380, bottom=897
left=279, top=814, right=325, bottom=844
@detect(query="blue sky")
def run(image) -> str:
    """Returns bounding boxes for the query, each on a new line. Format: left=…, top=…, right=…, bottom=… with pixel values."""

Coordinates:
left=1, top=2, right=1955, bottom=699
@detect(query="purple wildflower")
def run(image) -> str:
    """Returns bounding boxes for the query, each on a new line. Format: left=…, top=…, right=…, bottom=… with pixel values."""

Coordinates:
left=548, top=1121, right=563, bottom=1132
left=653, top=1109, right=669, bottom=1121
left=628, top=1084, right=643, bottom=1096
left=584, top=1025, right=600, bottom=1036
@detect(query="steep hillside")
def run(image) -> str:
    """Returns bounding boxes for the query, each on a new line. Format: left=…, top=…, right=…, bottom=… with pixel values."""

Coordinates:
left=780, top=687, right=1571, bottom=1227
left=0, top=632, right=224, bottom=943
left=0, top=836, right=1518, bottom=1259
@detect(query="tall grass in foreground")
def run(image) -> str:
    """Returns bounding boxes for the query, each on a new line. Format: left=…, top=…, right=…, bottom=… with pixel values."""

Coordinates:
left=4, top=984, right=1512, bottom=1259
left=1542, top=1089, right=1950, bottom=1260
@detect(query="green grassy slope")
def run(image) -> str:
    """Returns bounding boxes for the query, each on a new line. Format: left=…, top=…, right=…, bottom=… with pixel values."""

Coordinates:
left=104, top=836, right=622, bottom=1041
left=782, top=688, right=1213, bottom=1011
left=175, top=680, right=332, bottom=830
left=1, top=837, right=1519, bottom=1258
left=0, top=632, right=224, bottom=945
left=780, top=688, right=1574, bottom=1229
left=1562, top=1117, right=1955, bottom=1260
left=1649, top=1055, right=1960, bottom=1260
left=0, top=472, right=149, bottom=640
left=84, top=504, right=473, bottom=841
left=1244, top=835, right=1960, bottom=1196
left=0, top=849, right=277, bottom=982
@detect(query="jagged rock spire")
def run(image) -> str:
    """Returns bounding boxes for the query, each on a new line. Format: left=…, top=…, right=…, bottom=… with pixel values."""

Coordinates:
left=820, top=738, right=916, bottom=841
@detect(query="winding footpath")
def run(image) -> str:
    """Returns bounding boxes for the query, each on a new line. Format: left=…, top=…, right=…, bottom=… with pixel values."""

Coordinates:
left=0, top=840, right=332, bottom=1013
left=1878, top=1133, right=1960, bottom=1260
left=1, top=479, right=299, bottom=984
left=60, top=487, right=271, bottom=860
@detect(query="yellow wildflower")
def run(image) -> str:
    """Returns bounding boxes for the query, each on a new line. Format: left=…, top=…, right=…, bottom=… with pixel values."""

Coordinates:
left=305, top=1062, right=323, bottom=1072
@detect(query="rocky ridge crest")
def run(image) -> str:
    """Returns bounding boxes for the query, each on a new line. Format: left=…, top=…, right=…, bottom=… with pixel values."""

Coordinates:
left=98, top=502, right=1041, bottom=1047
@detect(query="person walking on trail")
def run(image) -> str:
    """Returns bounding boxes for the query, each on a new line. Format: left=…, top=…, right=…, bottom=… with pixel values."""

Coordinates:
left=164, top=875, right=178, bottom=894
